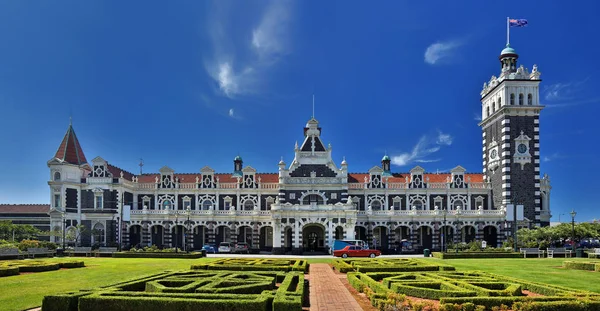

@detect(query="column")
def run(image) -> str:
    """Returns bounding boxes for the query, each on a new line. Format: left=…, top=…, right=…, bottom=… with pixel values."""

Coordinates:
left=294, top=223, right=301, bottom=249
left=187, top=224, right=194, bottom=250
left=230, top=224, right=238, bottom=244
left=327, top=220, right=333, bottom=248
left=252, top=223, right=260, bottom=249
left=432, top=224, right=440, bottom=251
left=208, top=222, right=216, bottom=245
left=475, top=222, right=484, bottom=243
left=272, top=223, right=282, bottom=248
left=164, top=224, right=172, bottom=248
left=387, top=223, right=396, bottom=251
left=142, top=222, right=151, bottom=246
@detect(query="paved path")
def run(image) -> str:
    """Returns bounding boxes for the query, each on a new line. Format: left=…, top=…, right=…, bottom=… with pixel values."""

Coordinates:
left=309, top=263, right=362, bottom=311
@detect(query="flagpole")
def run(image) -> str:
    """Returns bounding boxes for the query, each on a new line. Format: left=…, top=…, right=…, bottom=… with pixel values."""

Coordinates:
left=507, top=17, right=510, bottom=45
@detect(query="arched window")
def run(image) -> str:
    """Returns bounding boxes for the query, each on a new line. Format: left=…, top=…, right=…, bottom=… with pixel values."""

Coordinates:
left=492, top=101, right=496, bottom=112
left=202, top=200, right=212, bottom=210
left=486, top=106, right=490, bottom=118
left=53, top=171, right=61, bottom=181
left=162, top=200, right=171, bottom=210
left=302, top=194, right=324, bottom=205
left=413, top=200, right=423, bottom=210
left=510, top=93, right=515, bottom=105
left=371, top=200, right=382, bottom=211
left=244, top=200, right=254, bottom=210
left=527, top=94, right=532, bottom=105
left=498, top=97, right=502, bottom=107
left=519, top=93, right=524, bottom=105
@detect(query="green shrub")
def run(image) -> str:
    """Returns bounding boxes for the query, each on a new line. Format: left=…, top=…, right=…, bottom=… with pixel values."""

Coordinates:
left=18, top=239, right=41, bottom=251
left=17, top=262, right=60, bottom=272
left=0, top=266, right=19, bottom=277
left=113, top=252, right=204, bottom=259
left=440, top=296, right=577, bottom=309
left=432, top=252, right=522, bottom=259
left=59, top=261, right=85, bottom=268
left=563, top=261, right=598, bottom=271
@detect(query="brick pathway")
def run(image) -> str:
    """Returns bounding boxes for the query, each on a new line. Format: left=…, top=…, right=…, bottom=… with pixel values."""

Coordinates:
left=309, top=263, right=363, bottom=311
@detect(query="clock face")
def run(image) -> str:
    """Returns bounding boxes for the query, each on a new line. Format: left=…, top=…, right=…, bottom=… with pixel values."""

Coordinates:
left=490, top=149, right=497, bottom=159
left=518, top=143, right=527, bottom=153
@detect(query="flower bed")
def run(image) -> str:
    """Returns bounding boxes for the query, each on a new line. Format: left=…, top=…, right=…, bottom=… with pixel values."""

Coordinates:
left=332, top=258, right=455, bottom=273
left=191, top=258, right=309, bottom=273
left=42, top=270, right=306, bottom=311
left=0, top=260, right=85, bottom=277
left=347, top=270, right=600, bottom=310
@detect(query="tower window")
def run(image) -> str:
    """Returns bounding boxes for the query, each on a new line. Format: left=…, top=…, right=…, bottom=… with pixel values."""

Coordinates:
left=498, top=96, right=501, bottom=107
left=510, top=94, right=515, bottom=105
left=95, top=195, right=103, bottom=209
left=53, top=172, right=61, bottom=181
left=54, top=194, right=61, bottom=208
left=519, top=93, right=524, bottom=105
left=492, top=101, right=496, bottom=112
left=528, top=94, right=532, bottom=105
left=486, top=106, right=491, bottom=118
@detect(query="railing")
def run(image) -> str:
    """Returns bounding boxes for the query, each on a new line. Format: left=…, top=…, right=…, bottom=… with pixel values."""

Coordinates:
left=387, top=183, right=408, bottom=189
left=427, top=182, right=447, bottom=189
left=218, top=183, right=238, bottom=189
left=348, top=183, right=364, bottom=189
left=259, top=211, right=271, bottom=216
left=87, top=177, right=113, bottom=184
left=121, top=179, right=135, bottom=188
left=260, top=183, right=279, bottom=189
left=137, top=183, right=156, bottom=190
left=468, top=182, right=488, bottom=189
left=178, top=183, right=195, bottom=189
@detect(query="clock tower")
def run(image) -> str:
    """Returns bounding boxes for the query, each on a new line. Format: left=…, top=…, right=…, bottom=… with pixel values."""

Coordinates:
left=479, top=43, right=550, bottom=227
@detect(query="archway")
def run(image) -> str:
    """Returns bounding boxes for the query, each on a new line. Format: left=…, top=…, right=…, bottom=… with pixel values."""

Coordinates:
left=215, top=226, right=230, bottom=245
left=394, top=226, right=410, bottom=251
left=259, top=226, right=273, bottom=250
left=237, top=226, right=253, bottom=245
left=284, top=227, right=293, bottom=250
left=150, top=225, right=164, bottom=248
left=171, top=225, right=186, bottom=250
left=303, top=224, right=325, bottom=252
left=461, top=225, right=476, bottom=243
left=334, top=226, right=344, bottom=240
left=418, top=226, right=433, bottom=250
left=483, top=225, right=498, bottom=248
left=129, top=225, right=142, bottom=248
left=373, top=226, right=388, bottom=251
left=355, top=226, right=367, bottom=242
left=92, top=223, right=105, bottom=247
left=193, top=225, right=208, bottom=250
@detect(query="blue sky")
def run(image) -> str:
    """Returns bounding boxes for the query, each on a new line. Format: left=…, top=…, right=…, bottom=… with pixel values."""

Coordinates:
left=0, top=1, right=598, bottom=222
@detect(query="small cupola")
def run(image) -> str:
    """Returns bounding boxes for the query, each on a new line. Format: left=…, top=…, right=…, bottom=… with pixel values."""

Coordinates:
left=233, top=155, right=243, bottom=176
left=499, top=44, right=518, bottom=73
left=381, top=154, right=391, bottom=176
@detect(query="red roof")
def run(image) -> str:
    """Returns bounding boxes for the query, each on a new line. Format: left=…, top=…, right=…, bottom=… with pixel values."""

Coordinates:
left=53, top=124, right=87, bottom=165
left=0, top=204, right=50, bottom=214
left=135, top=173, right=280, bottom=183
left=348, top=173, right=484, bottom=183
left=107, top=164, right=135, bottom=181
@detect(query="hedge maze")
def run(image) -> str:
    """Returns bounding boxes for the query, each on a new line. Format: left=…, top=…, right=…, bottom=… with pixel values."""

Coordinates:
left=0, top=260, right=84, bottom=277
left=332, top=258, right=455, bottom=273
left=191, top=258, right=309, bottom=273
left=43, top=259, right=308, bottom=311
left=346, top=269, right=600, bottom=310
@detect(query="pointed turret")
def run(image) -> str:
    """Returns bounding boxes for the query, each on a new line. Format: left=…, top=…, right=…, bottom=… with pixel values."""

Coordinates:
left=52, top=122, right=88, bottom=165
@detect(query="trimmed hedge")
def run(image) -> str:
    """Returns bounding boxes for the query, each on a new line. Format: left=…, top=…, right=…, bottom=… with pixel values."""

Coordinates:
left=60, top=261, right=86, bottom=269
left=432, top=252, right=522, bottom=259
left=440, top=296, right=578, bottom=309
left=563, top=260, right=600, bottom=272
left=0, top=260, right=85, bottom=276
left=332, top=258, right=455, bottom=273
left=43, top=270, right=306, bottom=311
left=0, top=266, right=19, bottom=277
left=191, top=258, right=309, bottom=273
left=113, top=251, right=205, bottom=259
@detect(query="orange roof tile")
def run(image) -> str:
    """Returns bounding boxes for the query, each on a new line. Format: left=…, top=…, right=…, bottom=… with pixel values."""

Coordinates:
left=0, top=204, right=50, bottom=214
left=53, top=125, right=87, bottom=165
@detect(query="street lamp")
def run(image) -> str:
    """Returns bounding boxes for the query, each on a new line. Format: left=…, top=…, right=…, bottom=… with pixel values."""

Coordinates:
left=185, top=207, right=191, bottom=253
left=61, top=212, right=66, bottom=250
left=570, top=210, right=577, bottom=249
left=174, top=210, right=179, bottom=253
left=442, top=207, right=447, bottom=253
left=455, top=207, right=462, bottom=254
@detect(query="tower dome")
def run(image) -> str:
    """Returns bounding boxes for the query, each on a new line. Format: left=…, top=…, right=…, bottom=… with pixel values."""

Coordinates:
left=500, top=44, right=517, bottom=56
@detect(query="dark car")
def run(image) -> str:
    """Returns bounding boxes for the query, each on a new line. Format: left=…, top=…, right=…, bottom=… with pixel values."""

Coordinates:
left=579, top=238, right=600, bottom=249
left=201, top=244, right=216, bottom=254
left=233, top=242, right=249, bottom=254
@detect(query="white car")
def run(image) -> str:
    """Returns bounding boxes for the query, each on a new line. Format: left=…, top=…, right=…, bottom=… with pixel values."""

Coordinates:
left=218, top=242, right=232, bottom=253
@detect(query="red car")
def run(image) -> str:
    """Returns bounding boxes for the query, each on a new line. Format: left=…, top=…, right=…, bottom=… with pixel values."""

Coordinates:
left=333, top=245, right=381, bottom=258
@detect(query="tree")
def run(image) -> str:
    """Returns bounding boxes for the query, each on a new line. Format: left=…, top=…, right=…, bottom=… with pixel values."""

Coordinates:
left=66, top=225, right=87, bottom=246
left=0, top=221, right=41, bottom=241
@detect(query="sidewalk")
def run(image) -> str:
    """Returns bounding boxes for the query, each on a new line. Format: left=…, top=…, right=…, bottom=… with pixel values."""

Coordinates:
left=308, top=263, right=363, bottom=311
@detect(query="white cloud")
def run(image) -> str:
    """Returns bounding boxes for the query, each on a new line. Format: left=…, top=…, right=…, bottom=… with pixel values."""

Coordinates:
left=391, top=131, right=453, bottom=166
left=424, top=40, right=463, bottom=65
left=543, top=153, right=565, bottom=162
left=473, top=113, right=482, bottom=122
left=228, top=108, right=235, bottom=117
left=543, top=78, right=589, bottom=102
left=206, top=0, right=292, bottom=98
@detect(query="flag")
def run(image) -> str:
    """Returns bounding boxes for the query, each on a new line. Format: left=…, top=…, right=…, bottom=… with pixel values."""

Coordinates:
left=509, top=19, right=528, bottom=27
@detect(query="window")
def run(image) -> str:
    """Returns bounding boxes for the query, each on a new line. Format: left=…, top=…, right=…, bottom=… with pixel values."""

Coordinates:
left=289, top=193, right=295, bottom=200
left=393, top=201, right=401, bottom=210
left=510, top=93, right=515, bottom=105
left=142, top=196, right=151, bottom=210
left=519, top=93, right=524, bottom=105
left=413, top=200, right=423, bottom=210
left=183, top=199, right=191, bottom=210
left=371, top=200, right=382, bottom=211
left=330, top=193, right=337, bottom=200
left=224, top=201, right=231, bottom=210
left=162, top=200, right=171, bottom=210
left=265, top=197, right=275, bottom=210
left=95, top=195, right=103, bottom=209
left=92, top=223, right=105, bottom=245
left=486, top=106, right=490, bottom=118
left=475, top=196, right=484, bottom=210
left=53, top=172, right=61, bottom=181
left=202, top=200, right=212, bottom=210
left=492, top=101, right=496, bottom=112
left=527, top=94, right=532, bottom=105
left=303, top=194, right=324, bottom=205
left=54, top=194, right=61, bottom=208
left=244, top=200, right=254, bottom=210
left=498, top=97, right=501, bottom=107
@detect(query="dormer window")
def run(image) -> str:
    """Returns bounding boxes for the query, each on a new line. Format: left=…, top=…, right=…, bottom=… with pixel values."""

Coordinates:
left=53, top=171, right=61, bottom=181
left=93, top=165, right=107, bottom=177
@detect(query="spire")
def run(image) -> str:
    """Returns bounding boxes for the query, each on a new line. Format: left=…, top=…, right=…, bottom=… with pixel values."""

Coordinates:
left=53, top=122, right=88, bottom=165
left=312, top=94, right=315, bottom=119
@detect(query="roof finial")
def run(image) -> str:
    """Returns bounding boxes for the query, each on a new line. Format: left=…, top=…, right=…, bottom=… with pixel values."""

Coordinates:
left=69, top=115, right=72, bottom=126
left=139, top=158, right=144, bottom=175
left=312, top=94, right=315, bottom=119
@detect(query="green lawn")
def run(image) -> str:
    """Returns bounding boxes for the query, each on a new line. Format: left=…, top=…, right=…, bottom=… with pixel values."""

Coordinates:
left=1, top=257, right=599, bottom=311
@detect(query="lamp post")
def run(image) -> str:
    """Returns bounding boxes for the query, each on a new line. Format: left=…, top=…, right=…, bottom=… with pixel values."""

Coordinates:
left=61, top=212, right=66, bottom=250
left=185, top=207, right=191, bottom=253
left=570, top=210, right=577, bottom=249
left=174, top=210, right=179, bottom=253
left=442, top=208, right=447, bottom=253
left=455, top=207, right=462, bottom=254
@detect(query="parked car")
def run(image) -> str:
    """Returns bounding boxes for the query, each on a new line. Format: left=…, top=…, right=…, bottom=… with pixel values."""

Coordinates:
left=202, top=244, right=216, bottom=254
left=218, top=242, right=232, bottom=253
left=233, top=242, right=249, bottom=254
left=579, top=238, right=600, bottom=249
left=333, top=245, right=381, bottom=258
